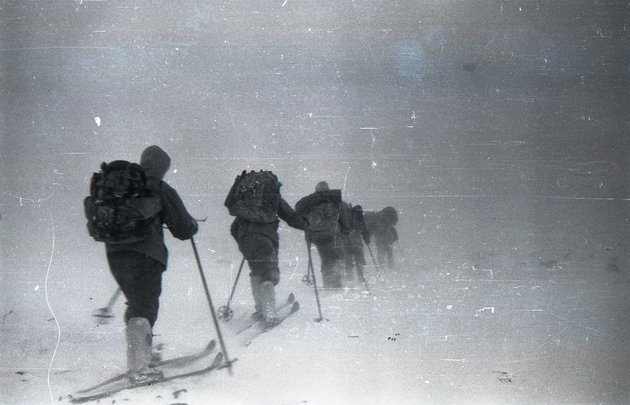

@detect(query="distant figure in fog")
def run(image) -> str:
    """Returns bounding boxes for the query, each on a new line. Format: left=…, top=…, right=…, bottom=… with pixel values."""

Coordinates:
left=343, top=204, right=370, bottom=285
left=295, top=181, right=351, bottom=288
left=364, top=206, right=399, bottom=269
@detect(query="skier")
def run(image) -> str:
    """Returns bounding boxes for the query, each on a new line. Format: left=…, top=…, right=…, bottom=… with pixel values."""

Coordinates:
left=225, top=170, right=305, bottom=326
left=295, top=181, right=351, bottom=288
left=94, top=145, right=198, bottom=383
left=365, top=206, right=399, bottom=269
left=342, top=204, right=371, bottom=285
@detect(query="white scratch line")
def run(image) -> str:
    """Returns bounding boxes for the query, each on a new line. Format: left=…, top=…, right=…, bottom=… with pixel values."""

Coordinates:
left=281, top=0, right=288, bottom=6
left=288, top=256, right=300, bottom=281
left=471, top=265, right=494, bottom=281
left=342, top=166, right=351, bottom=192
left=545, top=312, right=603, bottom=334
left=425, top=335, right=448, bottom=344
left=0, top=46, right=114, bottom=52
left=497, top=356, right=552, bottom=364
left=8, top=193, right=53, bottom=207
left=45, top=207, right=61, bottom=405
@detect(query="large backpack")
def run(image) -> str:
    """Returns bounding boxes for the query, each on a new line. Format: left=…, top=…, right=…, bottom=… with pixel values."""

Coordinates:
left=301, top=190, right=342, bottom=234
left=363, top=211, right=378, bottom=234
left=380, top=206, right=398, bottom=225
left=224, top=170, right=281, bottom=223
left=84, top=160, right=162, bottom=244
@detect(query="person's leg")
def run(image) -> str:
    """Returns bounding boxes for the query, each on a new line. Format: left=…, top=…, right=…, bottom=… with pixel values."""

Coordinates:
left=316, top=242, right=342, bottom=288
left=342, top=245, right=356, bottom=283
left=386, top=244, right=394, bottom=268
left=249, top=274, right=264, bottom=321
left=108, top=252, right=164, bottom=326
left=108, top=252, right=164, bottom=381
left=238, top=235, right=280, bottom=324
left=330, top=241, right=346, bottom=287
left=376, top=243, right=387, bottom=266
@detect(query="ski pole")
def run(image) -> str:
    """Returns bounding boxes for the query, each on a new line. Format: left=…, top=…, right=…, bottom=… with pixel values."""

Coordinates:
left=355, top=264, right=371, bottom=294
left=105, top=288, right=122, bottom=309
left=366, top=243, right=380, bottom=274
left=307, top=240, right=326, bottom=322
left=218, top=256, right=246, bottom=321
left=190, top=238, right=234, bottom=375
left=301, top=244, right=312, bottom=285
left=93, top=288, right=122, bottom=324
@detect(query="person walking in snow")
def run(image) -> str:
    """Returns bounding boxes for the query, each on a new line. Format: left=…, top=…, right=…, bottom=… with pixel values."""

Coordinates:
left=225, top=170, right=305, bottom=326
left=342, top=204, right=371, bottom=285
left=364, top=206, right=399, bottom=269
left=295, top=181, right=351, bottom=288
left=86, top=145, right=198, bottom=383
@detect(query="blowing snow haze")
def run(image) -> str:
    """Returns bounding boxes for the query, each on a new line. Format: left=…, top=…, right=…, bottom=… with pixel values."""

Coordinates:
left=1, top=1, right=628, bottom=404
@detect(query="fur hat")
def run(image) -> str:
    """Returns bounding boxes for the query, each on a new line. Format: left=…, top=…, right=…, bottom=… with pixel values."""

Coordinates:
left=315, top=181, right=330, bottom=192
left=140, top=145, right=171, bottom=180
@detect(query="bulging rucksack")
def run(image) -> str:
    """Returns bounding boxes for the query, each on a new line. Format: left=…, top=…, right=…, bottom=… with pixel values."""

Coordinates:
left=301, top=190, right=342, bottom=234
left=225, top=170, right=281, bottom=223
left=84, top=160, right=162, bottom=244
left=380, top=206, right=398, bottom=225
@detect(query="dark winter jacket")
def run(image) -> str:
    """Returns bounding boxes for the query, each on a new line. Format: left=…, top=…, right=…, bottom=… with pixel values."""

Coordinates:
left=106, top=146, right=198, bottom=265
left=294, top=189, right=351, bottom=238
left=230, top=198, right=305, bottom=247
left=348, top=204, right=370, bottom=245
left=365, top=209, right=398, bottom=246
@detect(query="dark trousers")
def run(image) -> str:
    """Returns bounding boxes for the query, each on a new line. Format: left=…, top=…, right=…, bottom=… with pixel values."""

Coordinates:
left=343, top=231, right=366, bottom=277
left=236, top=234, right=280, bottom=285
left=107, top=251, right=165, bottom=327
left=310, top=233, right=344, bottom=288
left=376, top=243, right=394, bottom=268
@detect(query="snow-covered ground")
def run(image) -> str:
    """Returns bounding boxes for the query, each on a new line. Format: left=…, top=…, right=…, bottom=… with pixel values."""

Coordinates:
left=2, top=192, right=629, bottom=404
left=1, top=1, right=629, bottom=404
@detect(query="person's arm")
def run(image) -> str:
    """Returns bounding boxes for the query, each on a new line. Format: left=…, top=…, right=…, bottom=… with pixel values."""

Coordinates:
left=278, top=198, right=306, bottom=230
left=360, top=219, right=371, bottom=244
left=337, top=201, right=353, bottom=234
left=230, top=218, right=240, bottom=239
left=160, top=182, right=198, bottom=240
left=294, top=194, right=315, bottom=217
left=390, top=227, right=398, bottom=243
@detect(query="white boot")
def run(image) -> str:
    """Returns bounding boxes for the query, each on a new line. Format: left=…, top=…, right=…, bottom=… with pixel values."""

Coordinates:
left=126, top=317, right=163, bottom=383
left=250, top=276, right=264, bottom=321
left=260, top=281, right=278, bottom=327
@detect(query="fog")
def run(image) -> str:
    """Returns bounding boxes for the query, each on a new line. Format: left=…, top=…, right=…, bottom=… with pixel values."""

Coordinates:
left=1, top=1, right=628, bottom=404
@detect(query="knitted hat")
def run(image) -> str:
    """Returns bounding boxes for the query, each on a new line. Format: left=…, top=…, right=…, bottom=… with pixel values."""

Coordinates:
left=140, top=145, right=171, bottom=179
left=315, top=181, right=329, bottom=192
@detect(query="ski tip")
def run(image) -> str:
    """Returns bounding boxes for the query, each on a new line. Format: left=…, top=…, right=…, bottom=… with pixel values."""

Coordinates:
left=291, top=301, right=300, bottom=311
left=207, top=339, right=217, bottom=351
left=287, top=292, right=295, bottom=303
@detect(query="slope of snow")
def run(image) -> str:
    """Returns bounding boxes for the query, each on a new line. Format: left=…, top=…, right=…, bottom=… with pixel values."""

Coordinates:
left=1, top=1, right=628, bottom=404
left=2, top=194, right=628, bottom=404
